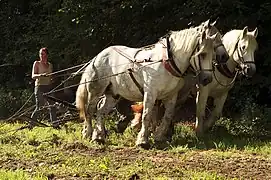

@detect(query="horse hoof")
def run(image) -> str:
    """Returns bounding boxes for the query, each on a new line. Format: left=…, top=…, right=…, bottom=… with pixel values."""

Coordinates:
left=136, top=143, right=151, bottom=150
left=92, top=138, right=105, bottom=145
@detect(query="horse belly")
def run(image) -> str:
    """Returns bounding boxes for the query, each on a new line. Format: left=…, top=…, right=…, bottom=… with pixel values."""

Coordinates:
left=111, top=75, right=143, bottom=102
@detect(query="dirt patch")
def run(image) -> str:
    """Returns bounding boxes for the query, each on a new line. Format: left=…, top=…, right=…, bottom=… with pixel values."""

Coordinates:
left=66, top=147, right=271, bottom=179
left=1, top=145, right=270, bottom=179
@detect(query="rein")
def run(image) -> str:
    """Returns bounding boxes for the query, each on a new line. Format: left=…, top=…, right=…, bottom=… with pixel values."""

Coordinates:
left=213, top=65, right=239, bottom=87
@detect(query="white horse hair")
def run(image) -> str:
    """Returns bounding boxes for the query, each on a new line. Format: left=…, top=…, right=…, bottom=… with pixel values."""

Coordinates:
left=75, top=21, right=217, bottom=148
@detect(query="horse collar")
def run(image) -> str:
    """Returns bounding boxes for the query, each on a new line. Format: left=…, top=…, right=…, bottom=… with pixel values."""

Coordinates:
left=162, top=36, right=184, bottom=78
left=216, top=64, right=236, bottom=78
left=216, top=38, right=244, bottom=79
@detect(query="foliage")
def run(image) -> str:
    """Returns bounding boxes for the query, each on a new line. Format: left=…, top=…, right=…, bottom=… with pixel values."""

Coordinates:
left=1, top=0, right=271, bottom=134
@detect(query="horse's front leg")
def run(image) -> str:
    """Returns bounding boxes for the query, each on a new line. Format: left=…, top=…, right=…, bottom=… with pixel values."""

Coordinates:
left=204, top=92, right=228, bottom=131
left=154, top=93, right=178, bottom=143
left=195, top=86, right=209, bottom=137
left=92, top=94, right=119, bottom=144
left=136, top=92, right=156, bottom=149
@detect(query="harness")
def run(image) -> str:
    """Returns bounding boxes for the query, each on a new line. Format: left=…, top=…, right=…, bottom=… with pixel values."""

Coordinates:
left=112, top=36, right=210, bottom=95
left=162, top=36, right=184, bottom=77
left=214, top=37, right=255, bottom=87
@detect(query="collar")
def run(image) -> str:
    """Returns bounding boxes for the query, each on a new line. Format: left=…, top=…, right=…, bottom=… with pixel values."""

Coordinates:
left=216, top=63, right=236, bottom=78
left=162, top=36, right=184, bottom=77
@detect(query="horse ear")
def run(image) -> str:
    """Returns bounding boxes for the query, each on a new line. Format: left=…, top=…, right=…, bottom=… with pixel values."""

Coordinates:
left=203, top=19, right=211, bottom=28
left=251, top=27, right=258, bottom=38
left=209, top=32, right=218, bottom=40
left=210, top=17, right=219, bottom=26
left=201, top=30, right=207, bottom=40
left=241, top=26, right=248, bottom=38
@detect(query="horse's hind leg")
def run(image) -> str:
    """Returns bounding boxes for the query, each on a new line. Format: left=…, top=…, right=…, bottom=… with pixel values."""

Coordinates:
left=82, top=97, right=99, bottom=139
left=92, top=94, right=119, bottom=143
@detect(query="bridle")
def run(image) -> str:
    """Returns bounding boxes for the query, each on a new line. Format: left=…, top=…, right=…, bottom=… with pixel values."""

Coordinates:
left=213, top=37, right=255, bottom=87
left=188, top=37, right=214, bottom=77
left=234, top=39, right=255, bottom=72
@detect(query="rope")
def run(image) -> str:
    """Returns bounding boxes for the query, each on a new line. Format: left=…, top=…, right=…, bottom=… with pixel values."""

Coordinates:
left=48, top=61, right=91, bottom=94
left=213, top=67, right=239, bottom=87
left=45, top=60, right=163, bottom=95
left=45, top=63, right=88, bottom=77
left=6, top=93, right=34, bottom=121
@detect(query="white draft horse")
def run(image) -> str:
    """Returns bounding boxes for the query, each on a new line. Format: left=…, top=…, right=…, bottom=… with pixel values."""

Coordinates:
left=115, top=20, right=230, bottom=138
left=195, top=26, right=258, bottom=135
left=76, top=22, right=217, bottom=148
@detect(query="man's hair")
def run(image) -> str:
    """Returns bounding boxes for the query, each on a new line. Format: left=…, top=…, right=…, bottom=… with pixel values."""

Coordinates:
left=40, top=47, right=49, bottom=55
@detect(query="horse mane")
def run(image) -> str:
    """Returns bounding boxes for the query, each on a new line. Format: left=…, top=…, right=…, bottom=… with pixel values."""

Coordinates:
left=167, top=28, right=202, bottom=54
left=222, top=30, right=258, bottom=56
left=191, top=22, right=223, bottom=42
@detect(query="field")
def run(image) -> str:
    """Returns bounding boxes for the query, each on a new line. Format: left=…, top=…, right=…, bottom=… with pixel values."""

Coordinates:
left=0, top=120, right=271, bottom=180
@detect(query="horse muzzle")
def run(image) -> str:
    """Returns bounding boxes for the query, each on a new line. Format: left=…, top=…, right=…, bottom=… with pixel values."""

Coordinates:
left=215, top=46, right=229, bottom=64
left=198, top=71, right=213, bottom=86
left=242, top=63, right=256, bottom=77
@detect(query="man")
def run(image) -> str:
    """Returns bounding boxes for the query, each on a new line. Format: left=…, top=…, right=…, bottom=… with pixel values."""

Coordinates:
left=30, top=47, right=59, bottom=128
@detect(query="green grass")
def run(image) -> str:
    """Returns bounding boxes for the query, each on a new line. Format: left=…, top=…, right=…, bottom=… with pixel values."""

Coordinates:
left=0, top=121, right=270, bottom=179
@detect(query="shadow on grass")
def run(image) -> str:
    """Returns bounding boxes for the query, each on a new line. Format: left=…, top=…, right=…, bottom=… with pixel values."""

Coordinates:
left=170, top=124, right=271, bottom=151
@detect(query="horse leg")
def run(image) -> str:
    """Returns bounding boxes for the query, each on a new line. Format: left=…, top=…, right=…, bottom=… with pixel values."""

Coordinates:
left=195, top=87, right=209, bottom=137
left=154, top=94, right=178, bottom=143
left=115, top=98, right=134, bottom=133
left=92, top=94, right=119, bottom=143
left=204, top=92, right=228, bottom=131
left=136, top=93, right=156, bottom=149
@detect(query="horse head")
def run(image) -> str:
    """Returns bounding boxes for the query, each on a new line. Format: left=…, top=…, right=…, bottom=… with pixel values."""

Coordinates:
left=200, top=19, right=229, bottom=64
left=224, top=26, right=258, bottom=77
left=237, top=26, right=258, bottom=77
left=192, top=30, right=218, bottom=86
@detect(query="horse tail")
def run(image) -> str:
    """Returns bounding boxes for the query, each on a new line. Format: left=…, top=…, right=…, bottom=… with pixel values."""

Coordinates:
left=76, top=76, right=88, bottom=121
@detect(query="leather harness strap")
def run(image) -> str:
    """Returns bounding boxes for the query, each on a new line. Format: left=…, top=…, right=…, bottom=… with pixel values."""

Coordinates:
left=216, top=64, right=235, bottom=78
left=162, top=36, right=184, bottom=78
left=128, top=68, right=144, bottom=95
left=216, top=38, right=241, bottom=79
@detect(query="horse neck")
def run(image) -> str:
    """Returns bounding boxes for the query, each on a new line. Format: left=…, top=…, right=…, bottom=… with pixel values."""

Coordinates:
left=222, top=31, right=241, bottom=73
left=173, top=52, right=193, bottom=73
left=225, top=55, right=238, bottom=73
left=169, top=33, right=199, bottom=73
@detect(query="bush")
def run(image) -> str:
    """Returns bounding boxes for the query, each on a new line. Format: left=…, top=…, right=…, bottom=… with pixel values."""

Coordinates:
left=0, top=88, right=34, bottom=119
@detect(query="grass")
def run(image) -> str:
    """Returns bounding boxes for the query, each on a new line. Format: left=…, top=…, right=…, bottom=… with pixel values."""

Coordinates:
left=0, top=121, right=270, bottom=179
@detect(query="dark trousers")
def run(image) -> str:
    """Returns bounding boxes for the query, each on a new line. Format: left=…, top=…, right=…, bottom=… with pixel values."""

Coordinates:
left=31, top=85, right=57, bottom=124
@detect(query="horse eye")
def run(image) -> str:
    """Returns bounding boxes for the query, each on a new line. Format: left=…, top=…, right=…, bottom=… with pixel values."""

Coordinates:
left=242, top=45, right=246, bottom=50
left=200, top=52, right=206, bottom=58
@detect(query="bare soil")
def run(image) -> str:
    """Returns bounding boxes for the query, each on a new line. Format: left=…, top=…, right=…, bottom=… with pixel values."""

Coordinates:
left=1, top=145, right=270, bottom=179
